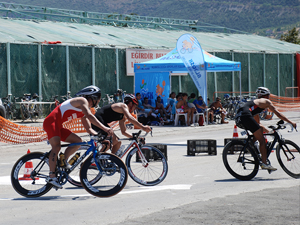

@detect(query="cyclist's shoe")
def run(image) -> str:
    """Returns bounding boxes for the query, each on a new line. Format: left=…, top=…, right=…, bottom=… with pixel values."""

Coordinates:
left=46, top=177, right=63, bottom=189
left=260, top=163, right=277, bottom=171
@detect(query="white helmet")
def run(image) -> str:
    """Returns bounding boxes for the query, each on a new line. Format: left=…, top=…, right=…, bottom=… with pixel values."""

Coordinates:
left=256, top=87, right=270, bottom=98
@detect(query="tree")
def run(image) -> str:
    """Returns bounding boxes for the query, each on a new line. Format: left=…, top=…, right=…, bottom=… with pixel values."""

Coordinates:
left=280, top=27, right=300, bottom=45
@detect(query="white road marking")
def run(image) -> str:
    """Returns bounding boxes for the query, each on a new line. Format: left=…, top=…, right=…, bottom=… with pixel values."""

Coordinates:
left=0, top=176, right=192, bottom=200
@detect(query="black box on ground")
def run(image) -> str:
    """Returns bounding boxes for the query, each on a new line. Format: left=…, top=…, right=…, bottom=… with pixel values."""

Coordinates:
left=136, top=144, right=168, bottom=162
left=224, top=138, right=247, bottom=154
left=187, top=139, right=217, bottom=156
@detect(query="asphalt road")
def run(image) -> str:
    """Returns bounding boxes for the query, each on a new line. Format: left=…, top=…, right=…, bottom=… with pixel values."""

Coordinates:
left=0, top=112, right=299, bottom=225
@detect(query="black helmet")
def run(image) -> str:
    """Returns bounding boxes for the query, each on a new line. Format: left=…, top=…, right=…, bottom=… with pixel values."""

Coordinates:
left=256, top=87, right=270, bottom=98
left=124, top=94, right=138, bottom=105
left=75, top=85, right=101, bottom=101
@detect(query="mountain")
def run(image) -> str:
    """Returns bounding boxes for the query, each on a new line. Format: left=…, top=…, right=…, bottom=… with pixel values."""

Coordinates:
left=3, top=0, right=300, bottom=36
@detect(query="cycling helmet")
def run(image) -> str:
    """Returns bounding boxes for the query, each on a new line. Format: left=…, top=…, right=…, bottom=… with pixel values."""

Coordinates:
left=256, top=87, right=270, bottom=98
left=75, top=85, right=101, bottom=100
left=124, top=94, right=138, bottom=105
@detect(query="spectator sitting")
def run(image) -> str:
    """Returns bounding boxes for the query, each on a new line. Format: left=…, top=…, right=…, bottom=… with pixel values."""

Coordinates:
left=155, top=96, right=168, bottom=120
left=136, top=93, right=152, bottom=117
left=188, top=93, right=197, bottom=110
left=166, top=92, right=176, bottom=114
left=176, top=93, right=195, bottom=126
left=209, top=97, right=228, bottom=124
left=193, top=96, right=213, bottom=124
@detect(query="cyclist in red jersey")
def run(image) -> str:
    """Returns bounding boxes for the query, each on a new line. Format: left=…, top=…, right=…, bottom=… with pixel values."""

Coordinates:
left=43, top=86, right=113, bottom=188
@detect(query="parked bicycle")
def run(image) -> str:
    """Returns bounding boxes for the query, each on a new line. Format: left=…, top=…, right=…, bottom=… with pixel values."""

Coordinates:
left=1, top=94, right=18, bottom=120
left=68, top=129, right=168, bottom=187
left=222, top=120, right=299, bottom=180
left=20, top=93, right=43, bottom=122
left=11, top=134, right=128, bottom=198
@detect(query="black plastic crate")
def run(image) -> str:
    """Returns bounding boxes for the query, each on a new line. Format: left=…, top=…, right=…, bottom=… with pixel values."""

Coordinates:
left=136, top=144, right=168, bottom=162
left=187, top=139, right=217, bottom=156
left=224, top=138, right=247, bottom=154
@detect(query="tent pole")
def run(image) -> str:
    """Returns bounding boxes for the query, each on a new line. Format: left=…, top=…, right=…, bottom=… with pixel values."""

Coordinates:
left=206, top=71, right=208, bottom=125
left=239, top=70, right=242, bottom=97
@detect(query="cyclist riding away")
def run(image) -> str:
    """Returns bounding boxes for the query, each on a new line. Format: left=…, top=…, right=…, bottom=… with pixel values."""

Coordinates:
left=92, top=94, right=152, bottom=156
left=235, top=87, right=297, bottom=171
left=43, top=85, right=114, bottom=188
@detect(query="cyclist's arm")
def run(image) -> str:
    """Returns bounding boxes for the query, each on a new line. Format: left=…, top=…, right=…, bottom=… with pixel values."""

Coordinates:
left=267, top=101, right=296, bottom=128
left=81, top=116, right=98, bottom=136
left=121, top=104, right=151, bottom=133
left=75, top=98, right=113, bottom=136
left=119, top=117, right=133, bottom=138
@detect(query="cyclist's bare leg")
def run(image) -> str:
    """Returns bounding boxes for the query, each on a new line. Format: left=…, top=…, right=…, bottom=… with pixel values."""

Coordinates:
left=64, top=133, right=82, bottom=162
left=48, top=136, right=62, bottom=178
left=253, top=128, right=268, bottom=164
left=111, top=134, right=121, bottom=154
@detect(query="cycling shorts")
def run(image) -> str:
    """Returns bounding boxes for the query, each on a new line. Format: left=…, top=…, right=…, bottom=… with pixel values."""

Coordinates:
left=235, top=115, right=260, bottom=134
left=43, top=108, right=72, bottom=141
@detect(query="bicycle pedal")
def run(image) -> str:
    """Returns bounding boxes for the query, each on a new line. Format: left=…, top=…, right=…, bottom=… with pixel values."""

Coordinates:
left=53, top=186, right=59, bottom=191
left=267, top=169, right=275, bottom=174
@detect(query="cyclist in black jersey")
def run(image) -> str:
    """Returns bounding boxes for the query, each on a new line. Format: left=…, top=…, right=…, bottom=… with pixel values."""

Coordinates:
left=92, top=94, right=152, bottom=155
left=235, top=87, right=297, bottom=171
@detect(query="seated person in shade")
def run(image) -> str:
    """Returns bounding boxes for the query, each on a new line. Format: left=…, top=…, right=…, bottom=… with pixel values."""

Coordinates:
left=155, top=96, right=168, bottom=120
left=209, top=97, right=228, bottom=124
left=188, top=93, right=197, bottom=109
left=193, top=96, right=213, bottom=123
left=136, top=93, right=152, bottom=117
left=166, top=92, right=176, bottom=114
left=176, top=93, right=196, bottom=126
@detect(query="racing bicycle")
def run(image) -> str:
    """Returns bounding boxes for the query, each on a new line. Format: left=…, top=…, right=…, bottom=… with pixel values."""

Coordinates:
left=68, top=129, right=168, bottom=187
left=11, top=135, right=128, bottom=198
left=222, top=120, right=299, bottom=180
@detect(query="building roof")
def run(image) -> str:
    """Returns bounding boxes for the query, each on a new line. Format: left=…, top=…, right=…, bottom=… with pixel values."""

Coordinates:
left=1, top=17, right=300, bottom=53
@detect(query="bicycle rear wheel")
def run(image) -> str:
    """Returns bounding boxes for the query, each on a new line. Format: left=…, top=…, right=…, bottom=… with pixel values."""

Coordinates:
left=276, top=140, right=300, bottom=179
left=126, top=145, right=168, bottom=186
left=80, top=153, right=128, bottom=197
left=11, top=152, right=52, bottom=198
left=222, top=140, right=259, bottom=180
left=20, top=104, right=30, bottom=120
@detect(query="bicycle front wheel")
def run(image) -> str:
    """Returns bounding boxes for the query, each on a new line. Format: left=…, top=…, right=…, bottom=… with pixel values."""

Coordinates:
left=126, top=145, right=168, bottom=186
left=222, top=140, right=259, bottom=180
left=80, top=153, right=128, bottom=197
left=11, top=152, right=52, bottom=198
left=276, top=140, right=300, bottom=179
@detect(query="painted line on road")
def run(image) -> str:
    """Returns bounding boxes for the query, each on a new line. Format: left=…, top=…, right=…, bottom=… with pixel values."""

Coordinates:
left=0, top=175, right=192, bottom=200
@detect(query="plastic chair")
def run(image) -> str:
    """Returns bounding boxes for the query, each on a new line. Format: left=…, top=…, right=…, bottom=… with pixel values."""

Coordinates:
left=174, top=110, right=187, bottom=126
left=193, top=112, right=204, bottom=124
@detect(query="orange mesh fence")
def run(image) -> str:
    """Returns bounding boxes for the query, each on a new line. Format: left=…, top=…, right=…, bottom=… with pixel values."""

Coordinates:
left=270, top=94, right=300, bottom=112
left=0, top=109, right=136, bottom=144
left=0, top=116, right=48, bottom=144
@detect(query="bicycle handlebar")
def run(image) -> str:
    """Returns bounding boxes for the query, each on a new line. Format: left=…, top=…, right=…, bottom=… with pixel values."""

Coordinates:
left=268, top=120, right=297, bottom=133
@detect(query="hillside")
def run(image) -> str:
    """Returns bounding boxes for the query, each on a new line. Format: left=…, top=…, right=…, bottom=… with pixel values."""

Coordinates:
left=3, top=0, right=300, bottom=35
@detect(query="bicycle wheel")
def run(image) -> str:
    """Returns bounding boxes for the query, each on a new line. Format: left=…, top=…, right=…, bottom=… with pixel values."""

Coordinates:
left=276, top=140, right=300, bottom=179
left=67, top=149, right=98, bottom=187
left=80, top=153, right=128, bottom=197
left=20, top=104, right=30, bottom=120
left=126, top=145, right=168, bottom=186
left=11, top=152, right=52, bottom=198
left=222, top=140, right=259, bottom=180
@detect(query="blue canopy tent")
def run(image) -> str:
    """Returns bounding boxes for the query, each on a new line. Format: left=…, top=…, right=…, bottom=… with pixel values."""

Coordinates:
left=134, top=48, right=241, bottom=107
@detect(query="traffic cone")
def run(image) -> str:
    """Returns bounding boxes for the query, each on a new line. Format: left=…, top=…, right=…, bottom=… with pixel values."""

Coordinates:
left=233, top=125, right=239, bottom=138
left=19, top=149, right=39, bottom=181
